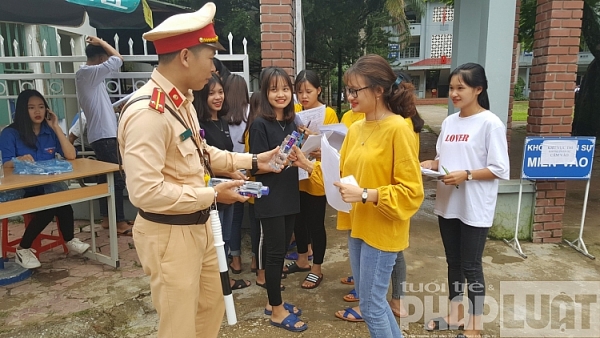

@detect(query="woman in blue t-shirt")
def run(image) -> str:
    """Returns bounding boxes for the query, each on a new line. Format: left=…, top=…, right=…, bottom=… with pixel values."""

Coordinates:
left=0, top=89, right=90, bottom=269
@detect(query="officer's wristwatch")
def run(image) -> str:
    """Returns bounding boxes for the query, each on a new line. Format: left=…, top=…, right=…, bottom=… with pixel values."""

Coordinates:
left=252, top=154, right=258, bottom=172
left=361, top=188, right=368, bottom=204
left=465, top=170, right=473, bottom=181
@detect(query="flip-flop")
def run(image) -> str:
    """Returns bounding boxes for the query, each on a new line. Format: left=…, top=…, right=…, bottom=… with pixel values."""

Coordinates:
left=424, top=317, right=465, bottom=331
left=230, top=279, right=250, bottom=290
left=256, top=281, right=285, bottom=291
left=301, top=272, right=323, bottom=289
left=117, top=228, right=133, bottom=237
left=264, top=302, right=302, bottom=316
left=343, top=288, right=359, bottom=302
left=340, top=275, right=354, bottom=285
left=334, top=307, right=364, bottom=322
left=283, top=261, right=311, bottom=274
left=285, top=252, right=313, bottom=261
left=270, top=313, right=307, bottom=332
left=229, top=263, right=242, bottom=274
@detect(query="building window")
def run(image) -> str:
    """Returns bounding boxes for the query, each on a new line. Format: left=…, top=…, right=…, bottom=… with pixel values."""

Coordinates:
left=432, top=7, right=454, bottom=23
left=431, top=34, right=453, bottom=59
left=400, top=43, right=420, bottom=59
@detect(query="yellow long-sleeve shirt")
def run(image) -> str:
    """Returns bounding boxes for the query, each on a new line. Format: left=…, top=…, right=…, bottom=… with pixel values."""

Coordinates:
left=339, top=114, right=424, bottom=252
left=295, top=104, right=339, bottom=196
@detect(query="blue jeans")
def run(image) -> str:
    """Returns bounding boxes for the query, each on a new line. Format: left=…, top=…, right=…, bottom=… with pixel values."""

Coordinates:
left=349, top=235, right=402, bottom=338
left=218, top=203, right=234, bottom=255
left=91, top=138, right=126, bottom=222
left=229, top=202, right=244, bottom=257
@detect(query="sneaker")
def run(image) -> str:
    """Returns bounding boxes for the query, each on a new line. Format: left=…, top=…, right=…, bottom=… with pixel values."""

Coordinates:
left=15, top=248, right=41, bottom=269
left=66, top=238, right=90, bottom=254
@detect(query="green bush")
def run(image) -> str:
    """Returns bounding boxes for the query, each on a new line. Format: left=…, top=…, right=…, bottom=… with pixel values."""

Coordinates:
left=514, top=76, right=528, bottom=101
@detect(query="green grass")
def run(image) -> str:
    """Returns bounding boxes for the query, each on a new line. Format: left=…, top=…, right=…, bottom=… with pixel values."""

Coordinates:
left=512, top=101, right=529, bottom=122
left=430, top=101, right=530, bottom=122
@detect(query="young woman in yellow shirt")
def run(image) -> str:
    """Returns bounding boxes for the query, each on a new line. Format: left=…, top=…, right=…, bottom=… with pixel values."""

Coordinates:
left=332, top=55, right=424, bottom=337
left=282, top=70, right=338, bottom=289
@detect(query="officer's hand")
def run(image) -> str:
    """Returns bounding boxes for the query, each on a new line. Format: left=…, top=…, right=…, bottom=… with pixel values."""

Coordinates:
left=214, top=180, right=249, bottom=204
left=256, top=148, right=283, bottom=173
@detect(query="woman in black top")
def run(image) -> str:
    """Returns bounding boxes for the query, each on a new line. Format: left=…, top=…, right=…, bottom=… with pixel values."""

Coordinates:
left=249, top=67, right=306, bottom=332
left=194, top=73, right=249, bottom=291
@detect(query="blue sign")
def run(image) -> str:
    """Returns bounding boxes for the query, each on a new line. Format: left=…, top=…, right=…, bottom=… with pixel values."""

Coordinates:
left=388, top=52, right=399, bottom=59
left=521, top=137, right=596, bottom=180
left=66, top=0, right=140, bottom=13
left=388, top=43, right=399, bottom=51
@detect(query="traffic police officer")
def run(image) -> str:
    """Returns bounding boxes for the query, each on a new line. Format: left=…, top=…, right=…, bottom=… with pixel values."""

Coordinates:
left=117, top=3, right=280, bottom=337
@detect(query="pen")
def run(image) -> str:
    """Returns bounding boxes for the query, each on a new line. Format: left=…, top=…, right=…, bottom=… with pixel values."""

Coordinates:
left=441, top=165, right=459, bottom=189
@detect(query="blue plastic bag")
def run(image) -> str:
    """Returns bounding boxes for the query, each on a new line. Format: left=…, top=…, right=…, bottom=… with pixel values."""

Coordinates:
left=12, top=158, right=73, bottom=175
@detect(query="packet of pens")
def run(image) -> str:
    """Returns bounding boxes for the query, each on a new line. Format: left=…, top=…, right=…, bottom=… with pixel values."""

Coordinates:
left=209, top=178, right=270, bottom=198
left=268, top=130, right=301, bottom=170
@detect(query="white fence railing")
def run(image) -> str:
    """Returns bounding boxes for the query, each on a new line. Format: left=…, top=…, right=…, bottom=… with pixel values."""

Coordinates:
left=0, top=32, right=250, bottom=131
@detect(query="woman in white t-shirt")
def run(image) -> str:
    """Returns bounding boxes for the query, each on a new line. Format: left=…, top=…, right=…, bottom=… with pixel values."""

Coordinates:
left=421, top=63, right=509, bottom=338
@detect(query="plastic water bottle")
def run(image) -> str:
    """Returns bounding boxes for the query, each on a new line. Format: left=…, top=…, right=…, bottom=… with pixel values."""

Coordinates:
left=269, top=131, right=300, bottom=170
left=209, top=178, right=270, bottom=198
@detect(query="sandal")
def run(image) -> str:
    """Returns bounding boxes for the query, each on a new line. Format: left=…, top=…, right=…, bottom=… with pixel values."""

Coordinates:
left=264, top=302, right=302, bottom=316
left=230, top=279, right=250, bottom=290
left=270, top=313, right=308, bottom=332
left=256, top=281, right=285, bottom=291
left=117, top=228, right=133, bottom=237
left=283, top=261, right=311, bottom=274
left=340, top=275, right=354, bottom=285
left=334, top=307, right=364, bottom=322
left=285, top=252, right=313, bottom=261
left=425, top=317, right=465, bottom=331
left=301, top=273, right=323, bottom=289
left=229, top=263, right=242, bottom=274
left=343, top=288, right=359, bottom=302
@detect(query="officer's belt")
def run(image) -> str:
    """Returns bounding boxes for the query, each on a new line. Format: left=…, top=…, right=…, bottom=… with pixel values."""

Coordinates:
left=138, top=209, right=211, bottom=225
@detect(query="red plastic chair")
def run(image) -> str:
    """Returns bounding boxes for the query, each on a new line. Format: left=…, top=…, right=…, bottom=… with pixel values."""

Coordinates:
left=1, top=214, right=68, bottom=259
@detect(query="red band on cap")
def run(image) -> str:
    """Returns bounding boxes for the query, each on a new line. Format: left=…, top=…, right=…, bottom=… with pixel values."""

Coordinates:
left=153, top=24, right=218, bottom=54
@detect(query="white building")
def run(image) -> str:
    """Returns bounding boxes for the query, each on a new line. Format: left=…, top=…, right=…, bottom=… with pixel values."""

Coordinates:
left=392, top=1, right=594, bottom=100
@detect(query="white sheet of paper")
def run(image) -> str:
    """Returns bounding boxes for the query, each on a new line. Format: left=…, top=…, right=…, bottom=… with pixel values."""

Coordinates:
left=326, top=132, right=346, bottom=152
left=340, top=175, right=359, bottom=187
left=420, top=167, right=445, bottom=178
left=540, top=140, right=578, bottom=165
left=298, top=168, right=309, bottom=181
left=321, top=134, right=351, bottom=213
left=300, top=134, right=322, bottom=154
left=296, top=105, right=325, bottom=134
left=319, top=123, right=348, bottom=136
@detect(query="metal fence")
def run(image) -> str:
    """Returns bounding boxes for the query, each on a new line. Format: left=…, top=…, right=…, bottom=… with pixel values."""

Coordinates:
left=0, top=31, right=250, bottom=131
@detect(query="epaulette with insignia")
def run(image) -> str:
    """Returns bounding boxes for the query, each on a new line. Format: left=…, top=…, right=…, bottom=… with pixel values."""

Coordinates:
left=149, top=88, right=165, bottom=113
left=168, top=87, right=184, bottom=108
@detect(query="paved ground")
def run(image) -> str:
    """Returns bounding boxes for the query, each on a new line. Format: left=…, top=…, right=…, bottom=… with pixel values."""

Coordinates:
left=1, top=105, right=599, bottom=338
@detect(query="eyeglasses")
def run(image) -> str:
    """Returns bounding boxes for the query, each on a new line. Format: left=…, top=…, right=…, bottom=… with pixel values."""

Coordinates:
left=345, top=86, right=369, bottom=98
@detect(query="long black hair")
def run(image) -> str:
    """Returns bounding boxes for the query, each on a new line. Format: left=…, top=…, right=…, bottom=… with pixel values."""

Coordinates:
left=258, top=67, right=295, bottom=122
left=294, top=69, right=324, bottom=106
left=242, top=91, right=261, bottom=144
left=449, top=62, right=490, bottom=110
left=9, top=89, right=49, bottom=149
left=394, top=70, right=424, bottom=133
left=193, top=73, right=224, bottom=122
left=223, top=74, right=249, bottom=126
